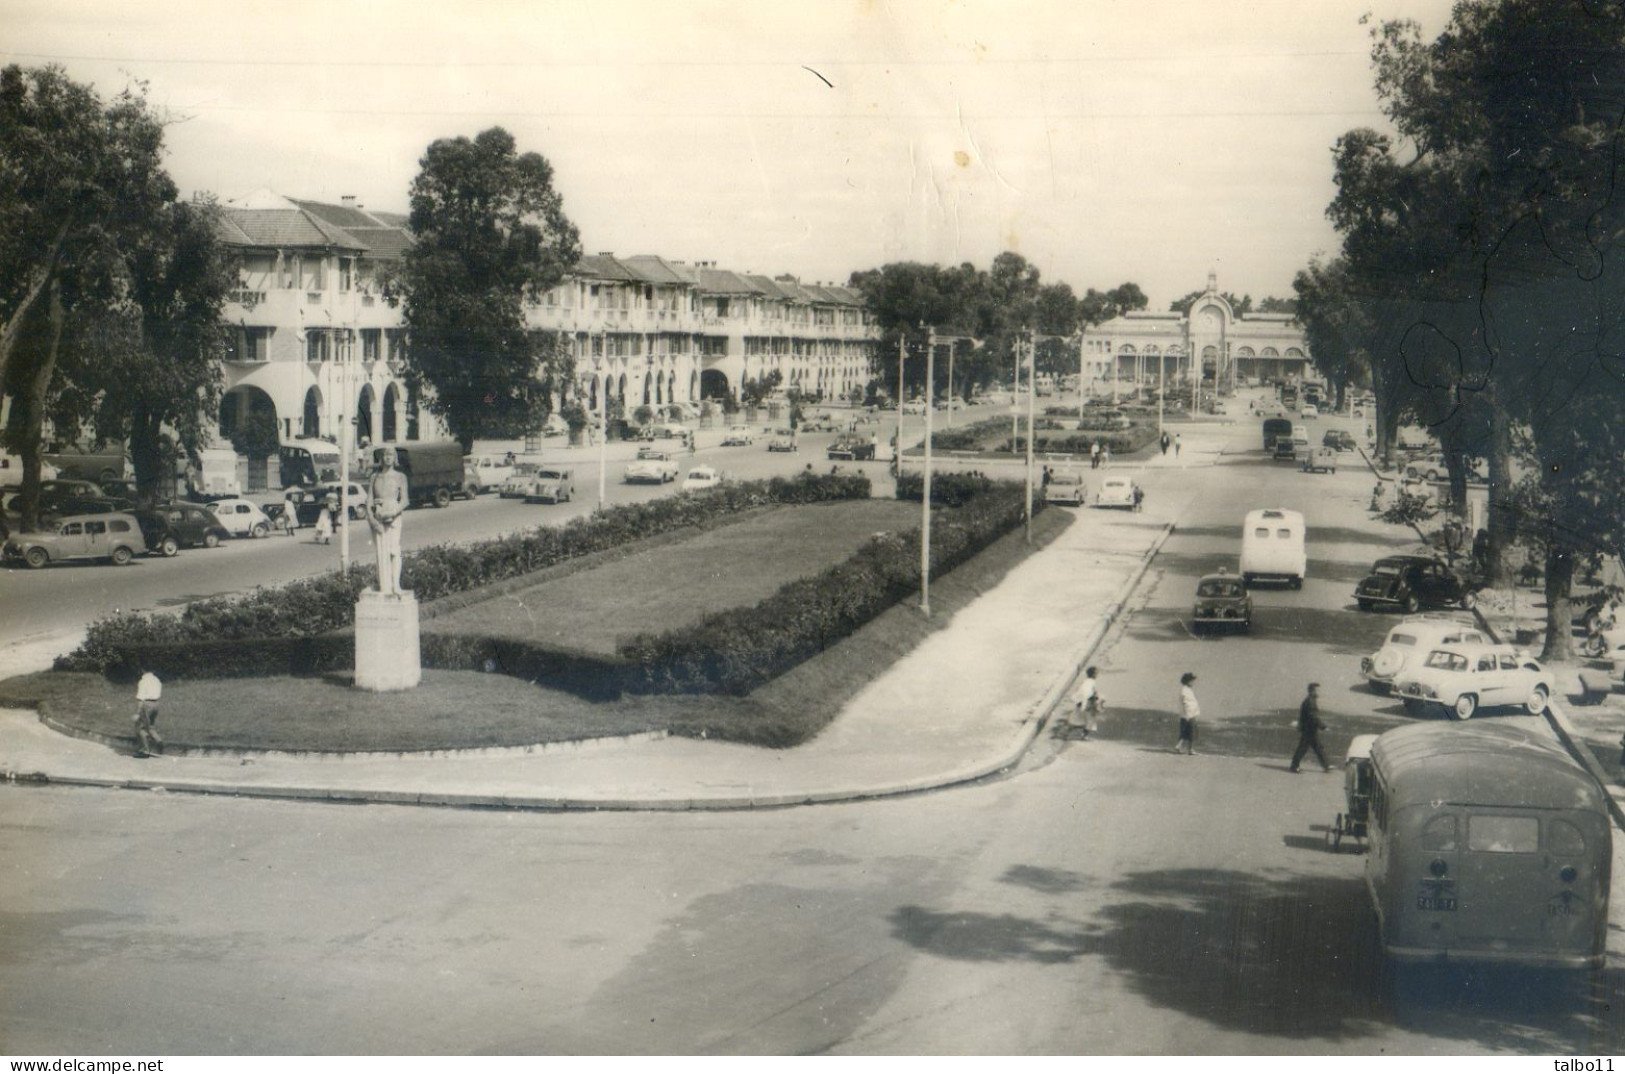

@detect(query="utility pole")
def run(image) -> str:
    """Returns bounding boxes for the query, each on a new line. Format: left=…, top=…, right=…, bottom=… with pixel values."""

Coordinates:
left=1011, top=338, right=1021, bottom=443
left=895, top=332, right=906, bottom=476
left=921, top=326, right=935, bottom=617
left=338, top=336, right=354, bottom=577
left=945, top=338, right=955, bottom=430
left=1025, top=331, right=1036, bottom=545
left=1158, top=351, right=1165, bottom=439
left=1076, top=331, right=1085, bottom=424
left=596, top=346, right=608, bottom=508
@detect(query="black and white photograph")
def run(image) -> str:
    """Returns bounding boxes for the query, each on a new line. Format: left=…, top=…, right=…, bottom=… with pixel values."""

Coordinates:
left=5, top=0, right=1625, bottom=1061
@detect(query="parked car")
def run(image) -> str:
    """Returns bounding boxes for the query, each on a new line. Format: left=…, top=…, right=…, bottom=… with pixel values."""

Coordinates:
left=720, top=430, right=754, bottom=447
left=1301, top=404, right=1320, bottom=419
left=1043, top=471, right=1087, bottom=507
left=53, top=496, right=138, bottom=519
left=206, top=497, right=274, bottom=538
left=1404, top=452, right=1488, bottom=483
left=636, top=444, right=670, bottom=461
left=901, top=401, right=926, bottom=415
left=1095, top=476, right=1140, bottom=509
left=3, top=511, right=145, bottom=568
left=1394, top=642, right=1553, bottom=720
left=1322, top=429, right=1357, bottom=451
left=1355, top=555, right=1480, bottom=613
left=681, top=466, right=722, bottom=491
left=1272, top=437, right=1300, bottom=462
left=624, top=453, right=678, bottom=484
left=1360, top=614, right=1489, bottom=694
left=1192, top=569, right=1251, bottom=633
left=523, top=466, right=575, bottom=504
left=42, top=441, right=132, bottom=484
left=500, top=463, right=540, bottom=498
left=464, top=454, right=516, bottom=494
left=307, top=482, right=369, bottom=521
left=128, top=508, right=184, bottom=557
left=142, top=502, right=231, bottom=549
left=827, top=435, right=876, bottom=462
left=766, top=429, right=798, bottom=453
left=10, top=479, right=106, bottom=519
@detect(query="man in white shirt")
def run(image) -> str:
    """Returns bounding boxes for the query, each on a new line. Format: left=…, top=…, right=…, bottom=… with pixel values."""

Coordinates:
left=134, top=669, right=163, bottom=757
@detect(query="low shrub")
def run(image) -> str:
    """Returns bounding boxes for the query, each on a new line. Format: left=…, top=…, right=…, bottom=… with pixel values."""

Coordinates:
left=1004, top=424, right=1158, bottom=456
left=61, top=472, right=872, bottom=673
left=927, top=418, right=1007, bottom=452
left=893, top=471, right=998, bottom=507
left=619, top=483, right=1035, bottom=695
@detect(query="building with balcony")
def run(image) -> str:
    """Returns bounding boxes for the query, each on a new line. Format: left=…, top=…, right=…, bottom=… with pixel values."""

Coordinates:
left=214, top=193, right=883, bottom=466
left=1080, top=273, right=1313, bottom=395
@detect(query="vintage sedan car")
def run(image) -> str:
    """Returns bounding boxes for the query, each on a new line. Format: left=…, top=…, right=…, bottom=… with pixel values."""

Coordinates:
left=143, top=503, right=231, bottom=550
left=1192, top=569, right=1251, bottom=633
left=1094, top=476, right=1140, bottom=509
left=499, top=463, right=539, bottom=499
left=635, top=444, right=670, bottom=461
left=206, top=497, right=273, bottom=538
left=827, top=435, right=876, bottom=462
left=766, top=429, right=798, bottom=453
left=523, top=466, right=575, bottom=503
left=681, top=466, right=721, bottom=491
left=1300, top=448, right=1338, bottom=474
left=1404, top=452, right=1489, bottom=483
left=3, top=511, right=145, bottom=568
left=1355, top=555, right=1479, bottom=613
left=464, top=454, right=516, bottom=494
left=624, top=453, right=678, bottom=484
left=720, top=430, right=754, bottom=447
left=1360, top=614, right=1488, bottom=694
left=1322, top=429, right=1357, bottom=451
left=5, top=479, right=106, bottom=520
left=1394, top=642, right=1553, bottom=720
left=1043, top=471, right=1087, bottom=507
left=1301, top=403, right=1320, bottom=419
left=302, top=482, right=369, bottom=521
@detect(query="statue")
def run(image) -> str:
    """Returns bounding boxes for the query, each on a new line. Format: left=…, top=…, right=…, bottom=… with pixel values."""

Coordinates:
left=366, top=447, right=408, bottom=595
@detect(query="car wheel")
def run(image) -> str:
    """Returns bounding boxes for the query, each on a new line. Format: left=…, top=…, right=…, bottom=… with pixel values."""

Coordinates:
left=1403, top=592, right=1421, bottom=614
left=159, top=536, right=180, bottom=558
left=465, top=482, right=481, bottom=499
left=110, top=546, right=133, bottom=566
left=433, top=487, right=452, bottom=508
left=1460, top=591, right=1477, bottom=611
left=251, top=522, right=269, bottom=539
left=1290, top=576, right=1303, bottom=590
left=99, top=468, right=120, bottom=484
left=1526, top=684, right=1550, bottom=715
left=1452, top=694, right=1478, bottom=721
left=23, top=547, right=48, bottom=569
left=203, top=532, right=220, bottom=549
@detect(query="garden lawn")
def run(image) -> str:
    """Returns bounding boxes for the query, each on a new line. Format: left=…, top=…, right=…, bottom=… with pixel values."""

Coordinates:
left=426, top=499, right=922, bottom=656
left=4, top=507, right=1073, bottom=751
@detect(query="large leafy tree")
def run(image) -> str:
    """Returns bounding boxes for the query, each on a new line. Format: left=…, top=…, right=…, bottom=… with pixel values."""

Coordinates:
left=1323, top=0, right=1625, bottom=653
left=0, top=66, right=220, bottom=527
left=398, top=127, right=582, bottom=449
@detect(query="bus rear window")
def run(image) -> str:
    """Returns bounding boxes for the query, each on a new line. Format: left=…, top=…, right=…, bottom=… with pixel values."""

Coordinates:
left=1254, top=528, right=1269, bottom=538
left=1468, top=815, right=1539, bottom=854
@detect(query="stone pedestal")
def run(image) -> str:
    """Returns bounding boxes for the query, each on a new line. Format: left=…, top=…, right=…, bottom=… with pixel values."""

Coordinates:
left=354, top=589, right=421, bottom=692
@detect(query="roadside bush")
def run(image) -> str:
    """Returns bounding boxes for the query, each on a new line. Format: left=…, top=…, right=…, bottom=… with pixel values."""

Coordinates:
left=893, top=471, right=998, bottom=507
left=1004, top=425, right=1158, bottom=457
left=619, top=484, right=1034, bottom=695
left=927, top=418, right=1006, bottom=452
left=61, top=472, right=872, bottom=672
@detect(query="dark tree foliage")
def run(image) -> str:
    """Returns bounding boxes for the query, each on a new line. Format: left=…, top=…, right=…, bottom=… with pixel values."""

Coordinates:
left=398, top=127, right=582, bottom=449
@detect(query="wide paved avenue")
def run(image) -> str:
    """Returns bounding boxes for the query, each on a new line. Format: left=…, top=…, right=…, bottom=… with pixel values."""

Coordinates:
left=4, top=412, right=1622, bottom=1054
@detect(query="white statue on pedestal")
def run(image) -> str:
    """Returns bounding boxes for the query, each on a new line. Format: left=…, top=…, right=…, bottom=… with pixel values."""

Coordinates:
left=367, top=447, right=408, bottom=596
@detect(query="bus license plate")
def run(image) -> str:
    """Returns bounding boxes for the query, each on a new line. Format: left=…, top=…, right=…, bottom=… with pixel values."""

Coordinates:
left=1417, top=880, right=1457, bottom=911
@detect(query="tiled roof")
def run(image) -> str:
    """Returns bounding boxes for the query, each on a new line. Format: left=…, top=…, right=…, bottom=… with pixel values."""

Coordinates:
left=218, top=208, right=369, bottom=252
left=695, top=266, right=759, bottom=294
left=369, top=210, right=410, bottom=228
left=620, top=255, right=691, bottom=286
left=573, top=254, right=640, bottom=282
left=290, top=198, right=383, bottom=230
left=344, top=227, right=412, bottom=261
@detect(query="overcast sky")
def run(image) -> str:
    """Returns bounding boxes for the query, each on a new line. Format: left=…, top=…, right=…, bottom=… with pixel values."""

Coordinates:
left=4, top=0, right=1458, bottom=310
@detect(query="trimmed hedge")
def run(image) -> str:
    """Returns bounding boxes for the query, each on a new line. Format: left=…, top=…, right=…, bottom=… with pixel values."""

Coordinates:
left=1004, top=424, right=1159, bottom=456
left=62, top=472, right=871, bottom=673
left=893, top=471, right=997, bottom=507
left=618, top=482, right=1036, bottom=695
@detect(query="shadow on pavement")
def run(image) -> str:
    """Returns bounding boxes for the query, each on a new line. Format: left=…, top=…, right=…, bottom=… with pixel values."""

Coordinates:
left=890, top=867, right=1625, bottom=1049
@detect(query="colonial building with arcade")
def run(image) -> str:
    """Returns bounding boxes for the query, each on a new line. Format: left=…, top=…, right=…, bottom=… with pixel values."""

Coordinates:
left=1079, top=273, right=1313, bottom=393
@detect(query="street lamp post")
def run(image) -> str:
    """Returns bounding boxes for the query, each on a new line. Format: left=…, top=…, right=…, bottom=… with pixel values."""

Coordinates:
left=1024, top=331, right=1036, bottom=545
left=337, top=335, right=354, bottom=577
left=895, top=332, right=905, bottom=476
left=594, top=348, right=608, bottom=508
left=921, top=326, right=935, bottom=616
left=945, top=337, right=955, bottom=430
left=1076, top=331, right=1085, bottom=425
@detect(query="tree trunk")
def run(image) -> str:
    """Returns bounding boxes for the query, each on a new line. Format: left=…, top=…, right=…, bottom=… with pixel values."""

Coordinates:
left=0, top=223, right=70, bottom=390
left=14, top=280, right=67, bottom=532
left=1541, top=542, right=1576, bottom=662
left=130, top=408, right=165, bottom=503
left=1484, top=387, right=1515, bottom=588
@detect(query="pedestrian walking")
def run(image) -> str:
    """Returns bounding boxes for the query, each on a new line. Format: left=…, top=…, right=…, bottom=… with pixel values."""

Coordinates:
left=1102, top=444, right=1112, bottom=468
left=281, top=488, right=301, bottom=536
left=1174, top=434, right=1182, bottom=458
left=1159, top=432, right=1170, bottom=456
left=1289, top=682, right=1331, bottom=773
left=1064, top=666, right=1102, bottom=740
left=314, top=502, right=334, bottom=545
left=1132, top=484, right=1144, bottom=512
left=1175, top=672, right=1199, bottom=755
left=133, top=668, right=164, bottom=757
left=1090, top=441, right=1101, bottom=470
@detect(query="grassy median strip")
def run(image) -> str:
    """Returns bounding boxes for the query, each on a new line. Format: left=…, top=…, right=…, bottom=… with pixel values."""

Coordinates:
left=2, top=505, right=1072, bottom=751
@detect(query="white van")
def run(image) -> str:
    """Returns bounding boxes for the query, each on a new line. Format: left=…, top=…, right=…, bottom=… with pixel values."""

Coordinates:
left=1241, top=508, right=1307, bottom=589
left=190, top=448, right=242, bottom=500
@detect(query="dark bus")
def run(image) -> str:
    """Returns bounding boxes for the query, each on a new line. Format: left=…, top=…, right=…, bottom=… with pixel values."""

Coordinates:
left=1365, top=722, right=1611, bottom=969
left=278, top=438, right=344, bottom=487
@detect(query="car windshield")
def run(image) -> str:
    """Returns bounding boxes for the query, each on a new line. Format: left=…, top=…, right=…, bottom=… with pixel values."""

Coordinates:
left=1388, top=632, right=1417, bottom=647
left=1198, top=580, right=1243, bottom=598
left=687, top=471, right=710, bottom=480
left=511, top=464, right=538, bottom=476
left=1423, top=649, right=1470, bottom=672
left=1372, top=561, right=1406, bottom=576
left=537, top=470, right=565, bottom=480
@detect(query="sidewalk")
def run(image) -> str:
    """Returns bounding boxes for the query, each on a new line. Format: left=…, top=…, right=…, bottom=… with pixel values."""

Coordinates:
left=0, top=496, right=1179, bottom=811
